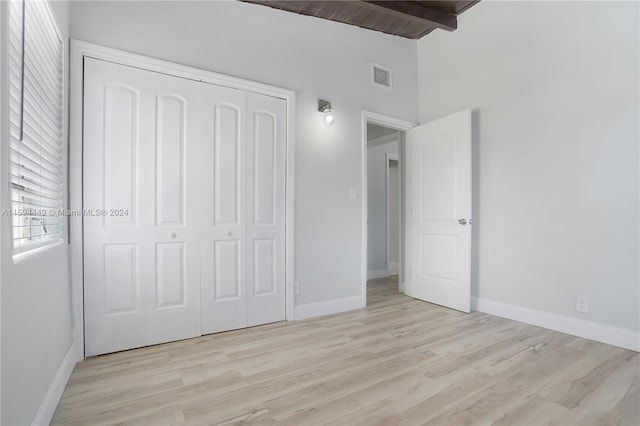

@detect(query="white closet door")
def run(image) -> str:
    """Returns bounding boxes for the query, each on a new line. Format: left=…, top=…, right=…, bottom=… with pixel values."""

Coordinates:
left=83, top=58, right=202, bottom=356
left=246, top=93, right=286, bottom=326
left=84, top=56, right=288, bottom=350
left=200, top=86, right=248, bottom=334
left=200, top=90, right=287, bottom=334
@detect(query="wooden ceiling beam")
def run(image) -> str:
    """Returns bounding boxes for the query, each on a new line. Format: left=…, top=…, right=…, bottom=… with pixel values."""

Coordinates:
left=360, top=1, right=457, bottom=32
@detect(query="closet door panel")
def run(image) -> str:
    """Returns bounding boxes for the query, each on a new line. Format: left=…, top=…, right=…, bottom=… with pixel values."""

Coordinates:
left=147, top=74, right=203, bottom=345
left=246, top=93, right=286, bottom=327
left=200, top=86, right=247, bottom=335
left=84, top=58, right=202, bottom=356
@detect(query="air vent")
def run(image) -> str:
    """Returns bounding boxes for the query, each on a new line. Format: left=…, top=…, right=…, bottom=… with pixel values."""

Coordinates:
left=372, top=64, right=392, bottom=89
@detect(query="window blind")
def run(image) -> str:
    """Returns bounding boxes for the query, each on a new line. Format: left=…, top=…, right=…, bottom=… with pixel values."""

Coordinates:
left=8, top=0, right=64, bottom=251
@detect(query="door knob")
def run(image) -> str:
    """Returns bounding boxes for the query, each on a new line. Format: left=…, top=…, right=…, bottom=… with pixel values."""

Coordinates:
left=168, top=232, right=176, bottom=238
left=225, top=230, right=232, bottom=236
left=458, top=218, right=467, bottom=225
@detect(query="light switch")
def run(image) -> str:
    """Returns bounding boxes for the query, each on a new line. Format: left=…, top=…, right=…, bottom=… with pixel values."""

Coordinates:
left=349, top=189, right=358, bottom=202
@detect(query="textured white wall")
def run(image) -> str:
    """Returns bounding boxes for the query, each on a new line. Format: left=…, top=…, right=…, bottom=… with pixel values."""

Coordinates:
left=367, top=140, right=399, bottom=273
left=418, top=1, right=639, bottom=331
left=1, top=2, right=72, bottom=424
left=70, top=1, right=418, bottom=305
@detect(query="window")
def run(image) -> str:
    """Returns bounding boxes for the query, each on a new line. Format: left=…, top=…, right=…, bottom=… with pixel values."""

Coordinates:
left=8, top=0, right=64, bottom=252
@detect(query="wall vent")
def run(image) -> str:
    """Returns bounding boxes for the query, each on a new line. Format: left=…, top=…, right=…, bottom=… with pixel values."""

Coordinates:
left=372, top=64, right=392, bottom=89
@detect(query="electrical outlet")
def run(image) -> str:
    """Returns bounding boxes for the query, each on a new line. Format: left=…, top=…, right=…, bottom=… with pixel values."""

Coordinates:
left=294, top=281, right=300, bottom=296
left=576, top=296, right=589, bottom=313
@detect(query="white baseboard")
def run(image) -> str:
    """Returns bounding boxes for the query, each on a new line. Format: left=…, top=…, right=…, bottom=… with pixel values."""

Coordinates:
left=294, top=296, right=363, bottom=321
left=367, top=269, right=388, bottom=280
left=388, top=262, right=399, bottom=275
left=32, top=344, right=78, bottom=425
left=472, top=297, right=639, bottom=352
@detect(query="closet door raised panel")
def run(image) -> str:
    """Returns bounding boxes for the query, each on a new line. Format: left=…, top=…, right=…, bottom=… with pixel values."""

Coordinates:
left=200, top=87, right=248, bottom=335
left=246, top=93, right=286, bottom=326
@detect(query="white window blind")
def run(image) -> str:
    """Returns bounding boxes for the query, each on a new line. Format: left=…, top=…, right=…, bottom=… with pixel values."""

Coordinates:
left=8, top=0, right=64, bottom=252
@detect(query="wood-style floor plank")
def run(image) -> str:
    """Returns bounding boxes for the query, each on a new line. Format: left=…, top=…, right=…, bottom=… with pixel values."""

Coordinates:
left=52, top=277, right=640, bottom=425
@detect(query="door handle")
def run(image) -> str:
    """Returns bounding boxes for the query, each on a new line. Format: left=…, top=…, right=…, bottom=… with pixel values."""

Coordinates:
left=458, top=218, right=467, bottom=225
left=168, top=232, right=176, bottom=238
left=225, top=230, right=232, bottom=236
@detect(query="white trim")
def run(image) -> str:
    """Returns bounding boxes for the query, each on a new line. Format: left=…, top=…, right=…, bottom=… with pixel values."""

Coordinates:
left=388, top=262, right=399, bottom=275
left=294, top=296, right=363, bottom=321
left=472, top=297, right=640, bottom=352
left=362, top=111, right=416, bottom=310
left=11, top=239, right=65, bottom=264
left=368, top=269, right=389, bottom=280
left=385, top=152, right=399, bottom=275
left=285, top=79, right=296, bottom=324
left=367, top=132, right=399, bottom=148
left=74, top=41, right=293, bottom=100
left=397, top=133, right=407, bottom=294
left=403, top=132, right=413, bottom=297
left=361, top=114, right=367, bottom=309
left=0, top=1, right=4, bottom=421
left=70, top=40, right=296, bottom=359
left=365, top=111, right=416, bottom=131
left=69, top=40, right=84, bottom=362
left=31, top=345, right=77, bottom=426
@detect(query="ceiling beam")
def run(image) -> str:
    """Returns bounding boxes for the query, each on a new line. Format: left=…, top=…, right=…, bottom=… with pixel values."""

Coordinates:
left=360, top=1, right=457, bottom=32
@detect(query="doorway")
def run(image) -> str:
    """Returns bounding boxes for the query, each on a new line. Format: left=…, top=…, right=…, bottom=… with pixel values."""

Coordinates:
left=361, top=110, right=473, bottom=313
left=362, top=112, right=415, bottom=304
left=366, top=124, right=400, bottom=282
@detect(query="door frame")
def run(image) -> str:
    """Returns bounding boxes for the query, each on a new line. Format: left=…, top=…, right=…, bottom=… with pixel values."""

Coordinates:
left=361, top=111, right=416, bottom=306
left=69, top=40, right=297, bottom=359
left=385, top=153, right=399, bottom=275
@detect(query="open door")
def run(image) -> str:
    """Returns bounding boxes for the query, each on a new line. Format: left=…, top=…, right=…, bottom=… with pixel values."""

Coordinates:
left=408, top=109, right=471, bottom=313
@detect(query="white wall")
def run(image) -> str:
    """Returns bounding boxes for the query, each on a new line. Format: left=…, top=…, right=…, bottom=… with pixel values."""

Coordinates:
left=367, top=140, right=398, bottom=276
left=1, top=2, right=73, bottom=424
left=70, top=0, right=418, bottom=306
left=368, top=123, right=398, bottom=141
left=418, top=1, right=639, bottom=332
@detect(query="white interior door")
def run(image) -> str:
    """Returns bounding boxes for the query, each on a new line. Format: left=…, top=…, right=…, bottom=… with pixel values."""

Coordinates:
left=408, top=109, right=472, bottom=313
left=83, top=58, right=202, bottom=356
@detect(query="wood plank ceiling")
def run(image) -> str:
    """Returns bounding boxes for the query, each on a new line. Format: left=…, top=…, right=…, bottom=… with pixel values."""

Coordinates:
left=240, top=1, right=479, bottom=39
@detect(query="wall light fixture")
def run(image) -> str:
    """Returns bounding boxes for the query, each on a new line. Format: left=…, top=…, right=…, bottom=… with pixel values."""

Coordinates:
left=318, top=99, right=334, bottom=125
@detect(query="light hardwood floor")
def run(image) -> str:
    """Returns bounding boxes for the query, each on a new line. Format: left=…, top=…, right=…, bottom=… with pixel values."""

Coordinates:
left=53, top=277, right=639, bottom=425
